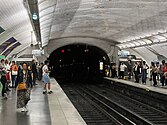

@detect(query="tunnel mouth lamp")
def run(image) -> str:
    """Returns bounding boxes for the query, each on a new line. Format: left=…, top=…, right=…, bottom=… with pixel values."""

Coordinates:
left=61, top=49, right=65, bottom=53
left=32, top=13, right=38, bottom=20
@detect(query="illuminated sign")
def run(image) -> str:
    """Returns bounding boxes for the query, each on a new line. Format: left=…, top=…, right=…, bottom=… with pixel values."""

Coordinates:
left=100, top=62, right=103, bottom=70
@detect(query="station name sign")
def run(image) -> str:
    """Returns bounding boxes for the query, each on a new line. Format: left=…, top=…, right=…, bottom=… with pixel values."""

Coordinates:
left=32, top=49, right=44, bottom=56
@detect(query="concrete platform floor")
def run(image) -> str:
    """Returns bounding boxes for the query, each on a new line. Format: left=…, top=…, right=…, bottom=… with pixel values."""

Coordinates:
left=0, top=78, right=87, bottom=125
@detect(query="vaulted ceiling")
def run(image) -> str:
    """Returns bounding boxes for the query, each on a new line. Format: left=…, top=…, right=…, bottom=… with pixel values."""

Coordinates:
left=0, top=0, right=167, bottom=60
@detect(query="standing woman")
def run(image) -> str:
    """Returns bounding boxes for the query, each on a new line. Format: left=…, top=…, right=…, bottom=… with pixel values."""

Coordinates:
left=10, top=61, right=18, bottom=88
left=16, top=62, right=33, bottom=112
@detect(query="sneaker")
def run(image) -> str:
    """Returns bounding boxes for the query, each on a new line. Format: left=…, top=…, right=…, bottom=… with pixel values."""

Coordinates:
left=48, top=91, right=51, bottom=94
left=21, top=108, right=25, bottom=112
left=1, top=97, right=8, bottom=100
left=48, top=91, right=53, bottom=94
left=4, top=93, right=8, bottom=99
left=43, top=91, right=47, bottom=94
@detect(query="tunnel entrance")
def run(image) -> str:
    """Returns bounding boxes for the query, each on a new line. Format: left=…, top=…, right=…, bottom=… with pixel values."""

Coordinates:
left=49, top=44, right=110, bottom=82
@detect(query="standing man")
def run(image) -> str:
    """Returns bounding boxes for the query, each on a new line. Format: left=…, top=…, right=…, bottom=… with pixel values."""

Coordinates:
left=133, top=62, right=140, bottom=83
left=31, top=59, right=38, bottom=85
left=127, top=60, right=133, bottom=80
left=141, top=61, right=149, bottom=84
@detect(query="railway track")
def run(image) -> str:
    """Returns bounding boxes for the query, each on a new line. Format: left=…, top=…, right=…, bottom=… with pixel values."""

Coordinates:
left=62, top=85, right=118, bottom=125
left=83, top=84, right=167, bottom=125
left=61, top=83, right=167, bottom=125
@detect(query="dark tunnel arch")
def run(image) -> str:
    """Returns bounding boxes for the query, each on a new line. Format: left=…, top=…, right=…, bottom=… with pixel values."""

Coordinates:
left=48, top=44, right=110, bottom=82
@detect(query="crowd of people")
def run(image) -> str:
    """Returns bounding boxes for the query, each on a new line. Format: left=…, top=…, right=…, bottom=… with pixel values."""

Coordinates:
left=109, top=60, right=167, bottom=87
left=0, top=59, right=52, bottom=112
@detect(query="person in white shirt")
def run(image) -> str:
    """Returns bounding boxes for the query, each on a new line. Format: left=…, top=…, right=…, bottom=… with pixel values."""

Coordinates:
left=42, top=60, right=53, bottom=94
left=141, top=61, right=149, bottom=84
left=119, top=62, right=127, bottom=79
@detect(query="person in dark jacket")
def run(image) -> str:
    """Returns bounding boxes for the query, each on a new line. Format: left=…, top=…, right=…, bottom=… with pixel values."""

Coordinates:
left=31, top=59, right=38, bottom=85
left=0, top=59, right=8, bottom=99
left=127, top=60, right=133, bottom=79
left=133, top=62, right=140, bottom=83
left=150, top=62, right=158, bottom=86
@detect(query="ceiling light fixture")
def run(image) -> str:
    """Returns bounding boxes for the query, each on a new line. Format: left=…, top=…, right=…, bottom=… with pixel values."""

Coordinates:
left=32, top=13, right=38, bottom=20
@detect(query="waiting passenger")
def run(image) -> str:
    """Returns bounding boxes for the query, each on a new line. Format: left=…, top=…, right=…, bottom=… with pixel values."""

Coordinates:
left=133, top=62, right=140, bottom=83
left=150, top=62, right=158, bottom=86
left=38, top=63, right=44, bottom=81
left=28, top=65, right=33, bottom=82
left=0, top=59, right=8, bottom=99
left=111, top=63, right=117, bottom=78
left=16, top=62, right=33, bottom=112
left=5, top=59, right=11, bottom=91
left=127, top=60, right=133, bottom=79
left=159, top=60, right=166, bottom=86
left=18, top=63, right=23, bottom=72
left=141, top=61, right=149, bottom=84
left=42, top=60, right=53, bottom=94
left=10, top=61, right=18, bottom=88
left=31, top=59, right=38, bottom=85
left=163, top=63, right=167, bottom=86
left=119, top=62, right=127, bottom=79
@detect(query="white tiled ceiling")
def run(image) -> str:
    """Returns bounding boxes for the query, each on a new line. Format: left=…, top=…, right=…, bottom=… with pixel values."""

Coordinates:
left=1, top=0, right=167, bottom=59
left=0, top=0, right=36, bottom=57
left=38, top=0, right=167, bottom=42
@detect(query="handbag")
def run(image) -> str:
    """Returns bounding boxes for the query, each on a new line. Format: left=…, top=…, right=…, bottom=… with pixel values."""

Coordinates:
left=17, top=82, right=27, bottom=90
left=12, top=71, right=18, bottom=75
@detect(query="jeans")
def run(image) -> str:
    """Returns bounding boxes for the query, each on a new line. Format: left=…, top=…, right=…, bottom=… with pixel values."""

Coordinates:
left=160, top=73, right=165, bottom=86
left=142, top=69, right=147, bottom=83
left=33, top=73, right=37, bottom=84
left=152, top=72, right=157, bottom=86
left=11, top=75, right=17, bottom=87
left=128, top=71, right=132, bottom=79
left=1, top=76, right=7, bottom=97
left=120, top=71, right=124, bottom=79
left=134, top=71, right=139, bottom=83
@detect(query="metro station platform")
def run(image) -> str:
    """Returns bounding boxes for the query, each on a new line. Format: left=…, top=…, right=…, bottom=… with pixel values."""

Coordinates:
left=104, top=77, right=167, bottom=112
left=104, top=77, right=167, bottom=95
left=0, top=78, right=87, bottom=125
